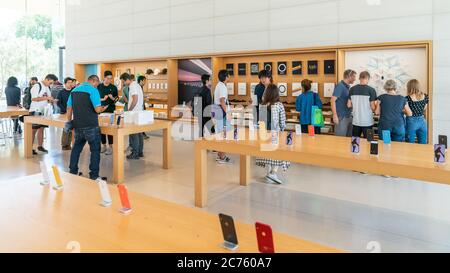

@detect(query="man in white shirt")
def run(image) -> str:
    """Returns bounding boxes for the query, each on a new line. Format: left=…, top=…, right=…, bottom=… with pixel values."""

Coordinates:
left=213, top=70, right=233, bottom=164
left=29, top=74, right=58, bottom=155
left=120, top=73, right=144, bottom=160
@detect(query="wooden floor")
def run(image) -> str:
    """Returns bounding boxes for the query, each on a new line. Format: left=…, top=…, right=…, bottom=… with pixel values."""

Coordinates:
left=0, top=172, right=340, bottom=253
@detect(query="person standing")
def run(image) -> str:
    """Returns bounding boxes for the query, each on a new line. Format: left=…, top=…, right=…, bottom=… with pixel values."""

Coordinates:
left=375, top=80, right=412, bottom=142
left=67, top=75, right=107, bottom=180
left=98, top=71, right=118, bottom=155
left=137, top=75, right=150, bottom=140
left=5, top=76, right=22, bottom=134
left=195, top=74, right=213, bottom=137
left=29, top=74, right=58, bottom=155
left=121, top=73, right=144, bottom=160
left=214, top=70, right=233, bottom=164
left=332, top=69, right=357, bottom=137
left=348, top=71, right=377, bottom=139
left=295, top=79, right=323, bottom=134
left=255, top=84, right=290, bottom=184
left=405, top=79, right=429, bottom=144
left=58, top=77, right=75, bottom=150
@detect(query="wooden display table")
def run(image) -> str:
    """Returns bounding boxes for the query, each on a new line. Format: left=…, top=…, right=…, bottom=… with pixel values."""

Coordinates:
left=0, top=106, right=29, bottom=118
left=195, top=130, right=450, bottom=208
left=24, top=114, right=172, bottom=184
left=0, top=173, right=340, bottom=253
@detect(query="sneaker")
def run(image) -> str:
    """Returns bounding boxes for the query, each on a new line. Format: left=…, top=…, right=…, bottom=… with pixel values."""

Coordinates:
left=143, top=133, right=150, bottom=140
left=32, top=150, right=38, bottom=155
left=37, top=146, right=48, bottom=154
left=101, top=145, right=107, bottom=153
left=127, top=154, right=140, bottom=160
left=217, top=156, right=233, bottom=165
left=105, top=147, right=112, bottom=155
left=139, top=153, right=144, bottom=158
left=62, top=146, right=72, bottom=151
left=267, top=173, right=283, bottom=184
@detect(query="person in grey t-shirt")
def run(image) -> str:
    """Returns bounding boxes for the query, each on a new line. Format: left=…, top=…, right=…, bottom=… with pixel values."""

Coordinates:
left=331, top=69, right=357, bottom=137
left=348, top=71, right=377, bottom=139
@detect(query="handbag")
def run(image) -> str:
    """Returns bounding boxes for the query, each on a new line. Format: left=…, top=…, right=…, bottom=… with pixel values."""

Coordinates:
left=311, top=93, right=324, bottom=127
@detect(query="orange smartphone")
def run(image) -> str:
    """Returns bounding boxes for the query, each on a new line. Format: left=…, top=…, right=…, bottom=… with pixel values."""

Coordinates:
left=117, top=184, right=131, bottom=211
left=255, top=222, right=275, bottom=253
left=308, top=125, right=315, bottom=137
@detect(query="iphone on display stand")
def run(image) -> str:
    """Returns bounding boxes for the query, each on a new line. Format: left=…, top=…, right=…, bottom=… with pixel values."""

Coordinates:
left=219, top=213, right=239, bottom=251
left=97, top=178, right=112, bottom=207
left=295, top=124, right=302, bottom=136
left=286, top=132, right=293, bottom=146
left=370, top=141, right=379, bottom=157
left=39, top=161, right=50, bottom=186
left=255, top=222, right=275, bottom=253
left=118, top=184, right=132, bottom=214
left=51, top=165, right=63, bottom=190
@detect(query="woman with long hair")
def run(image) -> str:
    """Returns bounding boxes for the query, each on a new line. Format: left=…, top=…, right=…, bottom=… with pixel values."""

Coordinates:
left=405, top=79, right=429, bottom=144
left=255, top=84, right=290, bottom=184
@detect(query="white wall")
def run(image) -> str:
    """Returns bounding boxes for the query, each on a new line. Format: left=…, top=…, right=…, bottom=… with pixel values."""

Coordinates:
left=66, top=0, right=450, bottom=140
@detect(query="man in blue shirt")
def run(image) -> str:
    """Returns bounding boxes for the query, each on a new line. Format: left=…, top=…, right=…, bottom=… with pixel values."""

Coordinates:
left=331, top=69, right=357, bottom=137
left=66, top=75, right=108, bottom=180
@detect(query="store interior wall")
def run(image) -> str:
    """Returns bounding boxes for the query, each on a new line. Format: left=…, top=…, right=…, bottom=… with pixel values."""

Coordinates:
left=65, top=0, right=450, bottom=142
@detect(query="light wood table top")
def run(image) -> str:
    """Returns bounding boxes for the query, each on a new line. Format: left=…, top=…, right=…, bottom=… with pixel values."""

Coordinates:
left=23, top=114, right=171, bottom=134
left=0, top=173, right=340, bottom=253
left=0, top=106, right=29, bottom=118
left=194, top=130, right=450, bottom=207
left=23, top=114, right=172, bottom=183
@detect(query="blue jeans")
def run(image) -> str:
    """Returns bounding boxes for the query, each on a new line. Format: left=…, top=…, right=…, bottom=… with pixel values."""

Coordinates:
left=406, top=116, right=428, bottom=144
left=69, top=127, right=101, bottom=180
left=129, top=133, right=144, bottom=157
left=379, top=124, right=406, bottom=142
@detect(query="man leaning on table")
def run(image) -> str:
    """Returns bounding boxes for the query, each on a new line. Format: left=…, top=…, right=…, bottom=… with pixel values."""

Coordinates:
left=331, top=69, right=357, bottom=137
left=66, top=75, right=108, bottom=180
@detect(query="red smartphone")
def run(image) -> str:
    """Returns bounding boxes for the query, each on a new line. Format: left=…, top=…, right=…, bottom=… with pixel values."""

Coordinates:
left=117, top=184, right=131, bottom=210
left=255, top=222, right=275, bottom=253
left=308, top=125, right=315, bottom=137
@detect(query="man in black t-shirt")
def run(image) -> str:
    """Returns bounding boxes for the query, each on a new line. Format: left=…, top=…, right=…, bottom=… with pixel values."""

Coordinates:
left=195, top=74, right=213, bottom=137
left=254, top=70, right=272, bottom=125
left=97, top=70, right=118, bottom=155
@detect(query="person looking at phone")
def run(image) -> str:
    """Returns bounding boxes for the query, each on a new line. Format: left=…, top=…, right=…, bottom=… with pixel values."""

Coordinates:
left=121, top=73, right=144, bottom=160
left=29, top=74, right=58, bottom=155
left=66, top=75, right=108, bottom=180
left=98, top=70, right=118, bottom=155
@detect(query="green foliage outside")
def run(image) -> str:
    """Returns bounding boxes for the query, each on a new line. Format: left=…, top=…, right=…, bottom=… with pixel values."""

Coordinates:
left=0, top=14, right=64, bottom=94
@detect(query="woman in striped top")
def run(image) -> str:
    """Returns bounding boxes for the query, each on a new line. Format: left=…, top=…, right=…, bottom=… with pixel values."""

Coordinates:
left=405, top=79, right=429, bottom=144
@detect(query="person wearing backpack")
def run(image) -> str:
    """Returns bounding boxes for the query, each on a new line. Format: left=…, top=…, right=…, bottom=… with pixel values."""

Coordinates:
left=296, top=79, right=323, bottom=134
left=29, top=74, right=58, bottom=155
left=22, top=77, right=39, bottom=110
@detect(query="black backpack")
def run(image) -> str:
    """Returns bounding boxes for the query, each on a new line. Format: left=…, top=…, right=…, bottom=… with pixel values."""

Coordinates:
left=23, top=83, right=41, bottom=110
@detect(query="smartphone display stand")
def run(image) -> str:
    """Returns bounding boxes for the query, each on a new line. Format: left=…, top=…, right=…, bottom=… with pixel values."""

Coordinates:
left=97, top=179, right=112, bottom=208
left=100, top=200, right=112, bottom=208
left=221, top=241, right=239, bottom=251
left=119, top=208, right=132, bottom=215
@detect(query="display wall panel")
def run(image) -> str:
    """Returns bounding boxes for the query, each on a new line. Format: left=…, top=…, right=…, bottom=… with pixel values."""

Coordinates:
left=344, top=47, right=428, bottom=96
left=220, top=50, right=337, bottom=104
